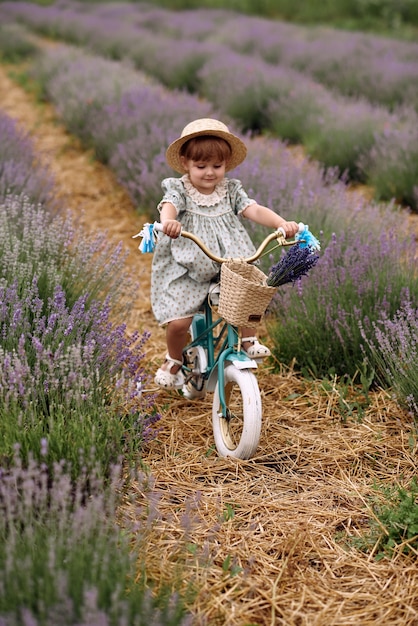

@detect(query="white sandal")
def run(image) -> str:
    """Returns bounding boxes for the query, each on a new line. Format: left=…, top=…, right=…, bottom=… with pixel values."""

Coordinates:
left=242, top=336, right=271, bottom=358
left=154, top=354, right=185, bottom=389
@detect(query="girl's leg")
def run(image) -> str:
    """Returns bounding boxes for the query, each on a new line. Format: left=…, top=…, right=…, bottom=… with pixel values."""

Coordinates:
left=161, top=317, right=193, bottom=373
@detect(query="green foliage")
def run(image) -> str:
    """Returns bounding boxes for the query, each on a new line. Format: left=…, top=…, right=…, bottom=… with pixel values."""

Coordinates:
left=7, top=68, right=44, bottom=102
left=141, top=0, right=418, bottom=33
left=268, top=85, right=326, bottom=145
left=351, top=0, right=418, bottom=27
left=319, top=373, right=372, bottom=423
left=351, top=479, right=418, bottom=559
left=221, top=503, right=237, bottom=521
left=221, top=554, right=243, bottom=577
left=21, top=0, right=55, bottom=4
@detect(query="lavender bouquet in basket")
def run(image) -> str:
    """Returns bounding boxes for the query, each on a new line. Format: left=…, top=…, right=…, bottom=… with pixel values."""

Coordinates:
left=267, top=225, right=320, bottom=287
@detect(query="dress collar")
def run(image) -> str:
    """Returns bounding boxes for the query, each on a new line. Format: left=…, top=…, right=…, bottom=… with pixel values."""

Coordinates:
left=181, top=174, right=228, bottom=207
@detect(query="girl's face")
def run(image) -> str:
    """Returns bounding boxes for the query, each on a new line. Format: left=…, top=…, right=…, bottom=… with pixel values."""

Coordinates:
left=180, top=156, right=226, bottom=195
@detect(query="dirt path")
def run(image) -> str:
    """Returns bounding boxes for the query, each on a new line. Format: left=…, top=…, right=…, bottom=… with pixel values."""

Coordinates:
left=1, top=61, right=417, bottom=626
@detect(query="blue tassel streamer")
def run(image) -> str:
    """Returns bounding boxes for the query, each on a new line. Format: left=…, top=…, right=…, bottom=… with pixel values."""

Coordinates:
left=295, top=225, right=321, bottom=251
left=132, top=222, right=157, bottom=253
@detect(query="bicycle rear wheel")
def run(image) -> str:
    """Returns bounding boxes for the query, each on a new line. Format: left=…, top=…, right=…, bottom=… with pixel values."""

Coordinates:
left=212, top=364, right=262, bottom=459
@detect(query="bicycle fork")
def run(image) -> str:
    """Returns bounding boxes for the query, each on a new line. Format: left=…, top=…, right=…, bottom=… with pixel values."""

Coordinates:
left=217, top=326, right=258, bottom=417
left=185, top=310, right=257, bottom=417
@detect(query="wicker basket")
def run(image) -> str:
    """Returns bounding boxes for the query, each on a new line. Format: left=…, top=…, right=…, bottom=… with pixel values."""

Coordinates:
left=218, top=260, right=276, bottom=328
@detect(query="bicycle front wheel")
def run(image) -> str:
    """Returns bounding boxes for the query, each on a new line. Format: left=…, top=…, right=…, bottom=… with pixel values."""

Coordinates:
left=212, top=364, right=262, bottom=459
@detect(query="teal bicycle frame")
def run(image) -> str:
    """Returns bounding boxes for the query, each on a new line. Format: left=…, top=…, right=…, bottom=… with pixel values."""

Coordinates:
left=184, top=302, right=257, bottom=415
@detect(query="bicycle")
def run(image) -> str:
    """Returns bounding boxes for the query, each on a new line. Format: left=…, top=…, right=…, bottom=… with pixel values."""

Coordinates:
left=139, top=222, right=311, bottom=460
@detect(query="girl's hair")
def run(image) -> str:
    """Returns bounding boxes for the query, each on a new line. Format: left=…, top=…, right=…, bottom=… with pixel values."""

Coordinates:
left=180, top=136, right=232, bottom=164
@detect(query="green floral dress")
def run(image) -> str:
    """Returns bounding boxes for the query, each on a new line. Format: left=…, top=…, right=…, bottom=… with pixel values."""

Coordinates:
left=151, top=174, right=257, bottom=325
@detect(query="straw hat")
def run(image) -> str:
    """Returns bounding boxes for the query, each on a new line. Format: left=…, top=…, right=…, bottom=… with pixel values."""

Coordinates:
left=166, top=118, right=247, bottom=173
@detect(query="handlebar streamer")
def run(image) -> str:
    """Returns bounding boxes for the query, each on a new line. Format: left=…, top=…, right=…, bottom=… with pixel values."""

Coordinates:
left=132, top=222, right=157, bottom=253
left=295, top=225, right=321, bottom=251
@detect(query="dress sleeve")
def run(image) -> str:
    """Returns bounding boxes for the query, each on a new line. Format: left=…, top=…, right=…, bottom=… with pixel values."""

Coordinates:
left=156, top=178, right=186, bottom=216
left=227, top=178, right=256, bottom=215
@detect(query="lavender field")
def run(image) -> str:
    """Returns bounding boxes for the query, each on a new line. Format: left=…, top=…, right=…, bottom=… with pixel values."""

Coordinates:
left=0, top=0, right=417, bottom=457
left=1, top=0, right=418, bottom=210
left=0, top=3, right=417, bottom=624
left=0, top=32, right=415, bottom=406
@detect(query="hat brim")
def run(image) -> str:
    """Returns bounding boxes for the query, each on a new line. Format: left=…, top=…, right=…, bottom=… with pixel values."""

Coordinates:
left=166, top=129, right=247, bottom=174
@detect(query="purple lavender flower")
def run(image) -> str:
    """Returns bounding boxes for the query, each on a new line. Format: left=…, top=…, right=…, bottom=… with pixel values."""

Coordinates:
left=267, top=243, right=319, bottom=287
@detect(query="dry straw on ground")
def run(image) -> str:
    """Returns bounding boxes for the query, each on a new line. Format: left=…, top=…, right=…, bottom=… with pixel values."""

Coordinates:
left=1, top=60, right=417, bottom=626
left=125, top=367, right=417, bottom=625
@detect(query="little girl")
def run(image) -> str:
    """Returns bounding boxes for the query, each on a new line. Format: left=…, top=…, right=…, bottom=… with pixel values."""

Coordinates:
left=151, top=118, right=299, bottom=389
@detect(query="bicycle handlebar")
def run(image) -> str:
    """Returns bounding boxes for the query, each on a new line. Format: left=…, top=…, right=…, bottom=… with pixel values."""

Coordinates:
left=152, top=222, right=305, bottom=264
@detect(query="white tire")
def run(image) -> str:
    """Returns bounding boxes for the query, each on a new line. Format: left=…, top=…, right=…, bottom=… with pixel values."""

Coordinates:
left=212, top=364, right=262, bottom=459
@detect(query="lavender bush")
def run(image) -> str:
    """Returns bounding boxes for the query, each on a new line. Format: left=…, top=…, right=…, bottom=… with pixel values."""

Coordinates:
left=0, top=194, right=157, bottom=476
left=286, top=33, right=418, bottom=112
left=0, top=22, right=37, bottom=62
left=0, top=111, right=158, bottom=475
left=302, top=96, right=392, bottom=180
left=359, top=111, right=418, bottom=208
left=360, top=300, right=418, bottom=418
left=198, top=49, right=290, bottom=132
left=0, top=456, right=191, bottom=625
left=234, top=137, right=404, bottom=240
left=266, top=79, right=334, bottom=145
left=106, top=4, right=232, bottom=41
left=267, top=231, right=418, bottom=383
left=129, top=33, right=221, bottom=93
left=211, top=13, right=418, bottom=110
left=31, top=45, right=156, bottom=148
left=0, top=112, right=55, bottom=208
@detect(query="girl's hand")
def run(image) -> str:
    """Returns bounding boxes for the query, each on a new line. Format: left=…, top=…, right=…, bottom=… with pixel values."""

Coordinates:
left=279, top=220, right=299, bottom=238
left=162, top=219, right=182, bottom=238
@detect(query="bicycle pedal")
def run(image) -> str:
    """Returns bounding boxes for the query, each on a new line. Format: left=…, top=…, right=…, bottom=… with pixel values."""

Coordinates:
left=182, top=382, right=206, bottom=400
